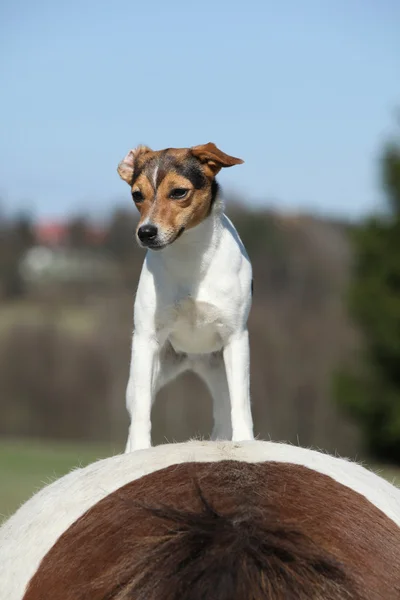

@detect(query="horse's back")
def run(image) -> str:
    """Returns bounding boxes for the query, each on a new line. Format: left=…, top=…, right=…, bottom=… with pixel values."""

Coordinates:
left=1, top=440, right=400, bottom=600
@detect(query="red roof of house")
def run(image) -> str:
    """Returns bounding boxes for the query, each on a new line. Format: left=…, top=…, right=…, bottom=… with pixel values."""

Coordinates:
left=35, top=223, right=68, bottom=245
left=34, top=222, right=106, bottom=246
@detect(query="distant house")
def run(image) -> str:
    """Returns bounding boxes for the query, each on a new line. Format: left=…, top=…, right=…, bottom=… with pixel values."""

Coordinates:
left=20, top=221, right=120, bottom=287
left=35, top=222, right=68, bottom=246
left=34, top=221, right=107, bottom=247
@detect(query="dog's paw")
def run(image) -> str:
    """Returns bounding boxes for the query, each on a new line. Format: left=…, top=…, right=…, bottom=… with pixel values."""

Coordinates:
left=231, top=428, right=254, bottom=443
left=124, top=436, right=152, bottom=454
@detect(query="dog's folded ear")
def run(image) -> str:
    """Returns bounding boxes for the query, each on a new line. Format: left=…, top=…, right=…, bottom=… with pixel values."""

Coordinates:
left=117, top=145, right=151, bottom=184
left=191, top=143, right=244, bottom=176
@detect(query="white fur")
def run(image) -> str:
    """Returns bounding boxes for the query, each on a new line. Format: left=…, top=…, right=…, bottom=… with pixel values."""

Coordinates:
left=1, top=440, right=399, bottom=600
left=152, top=163, right=159, bottom=188
left=125, top=198, right=254, bottom=452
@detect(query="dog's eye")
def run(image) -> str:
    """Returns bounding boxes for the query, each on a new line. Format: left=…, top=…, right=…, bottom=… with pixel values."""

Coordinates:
left=169, top=188, right=188, bottom=200
left=132, top=190, right=144, bottom=202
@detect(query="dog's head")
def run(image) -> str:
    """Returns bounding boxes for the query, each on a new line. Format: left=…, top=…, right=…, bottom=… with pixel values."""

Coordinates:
left=117, top=143, right=244, bottom=250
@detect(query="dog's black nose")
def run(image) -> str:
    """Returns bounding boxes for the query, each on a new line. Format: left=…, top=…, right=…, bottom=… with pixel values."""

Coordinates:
left=138, top=224, right=158, bottom=243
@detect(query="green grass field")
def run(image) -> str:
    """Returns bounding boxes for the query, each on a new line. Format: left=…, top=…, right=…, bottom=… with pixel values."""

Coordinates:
left=0, top=438, right=123, bottom=522
left=0, top=438, right=399, bottom=523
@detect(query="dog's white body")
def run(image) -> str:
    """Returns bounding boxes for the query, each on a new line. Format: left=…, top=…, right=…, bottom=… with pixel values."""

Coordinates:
left=126, top=199, right=254, bottom=452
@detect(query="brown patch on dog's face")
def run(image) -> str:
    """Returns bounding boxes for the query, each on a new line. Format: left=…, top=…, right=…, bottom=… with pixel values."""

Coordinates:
left=117, top=143, right=243, bottom=250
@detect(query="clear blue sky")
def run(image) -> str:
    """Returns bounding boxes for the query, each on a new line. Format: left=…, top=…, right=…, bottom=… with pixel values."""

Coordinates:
left=1, top=0, right=399, bottom=220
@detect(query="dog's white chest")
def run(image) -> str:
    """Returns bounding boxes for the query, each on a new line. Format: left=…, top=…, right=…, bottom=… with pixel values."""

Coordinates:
left=167, top=297, right=226, bottom=354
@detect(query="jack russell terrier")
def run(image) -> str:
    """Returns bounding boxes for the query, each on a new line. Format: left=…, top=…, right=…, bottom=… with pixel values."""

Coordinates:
left=117, top=142, right=254, bottom=452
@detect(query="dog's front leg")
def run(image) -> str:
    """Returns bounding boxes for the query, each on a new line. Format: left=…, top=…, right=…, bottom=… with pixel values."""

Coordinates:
left=125, top=334, right=160, bottom=453
left=223, top=329, right=254, bottom=442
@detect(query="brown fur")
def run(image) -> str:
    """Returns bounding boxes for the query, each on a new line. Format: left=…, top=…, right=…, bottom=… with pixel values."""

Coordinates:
left=117, top=143, right=244, bottom=244
left=191, top=142, right=244, bottom=175
left=23, top=461, right=400, bottom=600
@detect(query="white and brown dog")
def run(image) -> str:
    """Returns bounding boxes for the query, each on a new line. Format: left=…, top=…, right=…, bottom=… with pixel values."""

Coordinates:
left=117, top=143, right=254, bottom=452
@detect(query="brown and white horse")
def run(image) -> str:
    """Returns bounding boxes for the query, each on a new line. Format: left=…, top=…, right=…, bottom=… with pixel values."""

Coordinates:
left=1, top=440, right=400, bottom=599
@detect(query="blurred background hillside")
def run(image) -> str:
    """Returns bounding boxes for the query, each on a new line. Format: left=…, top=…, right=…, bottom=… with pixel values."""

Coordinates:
left=1, top=0, right=399, bottom=516
left=0, top=202, right=357, bottom=450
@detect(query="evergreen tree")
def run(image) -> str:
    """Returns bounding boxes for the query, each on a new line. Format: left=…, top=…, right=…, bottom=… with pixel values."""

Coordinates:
left=335, top=126, right=400, bottom=462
